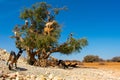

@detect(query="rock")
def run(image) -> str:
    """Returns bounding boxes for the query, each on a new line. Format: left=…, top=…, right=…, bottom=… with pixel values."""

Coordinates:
left=26, top=75, right=31, bottom=79
left=16, top=72, right=25, bottom=80
left=53, top=76, right=63, bottom=80
left=48, top=74, right=54, bottom=79
left=16, top=75, right=24, bottom=80
left=2, top=59, right=5, bottom=61
left=0, top=71, right=4, bottom=78
left=8, top=72, right=18, bottom=79
left=16, top=76, right=19, bottom=80
left=30, top=74, right=36, bottom=80
left=36, top=75, right=46, bottom=80
left=45, top=71, right=50, bottom=75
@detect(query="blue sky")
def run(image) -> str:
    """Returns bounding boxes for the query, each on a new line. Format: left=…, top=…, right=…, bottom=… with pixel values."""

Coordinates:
left=0, top=0, right=120, bottom=61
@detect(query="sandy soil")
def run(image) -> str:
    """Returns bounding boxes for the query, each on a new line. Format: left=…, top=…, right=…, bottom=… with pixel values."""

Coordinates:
left=0, top=49, right=120, bottom=80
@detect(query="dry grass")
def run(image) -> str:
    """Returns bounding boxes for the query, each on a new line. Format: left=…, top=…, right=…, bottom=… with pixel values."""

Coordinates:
left=82, top=62, right=120, bottom=71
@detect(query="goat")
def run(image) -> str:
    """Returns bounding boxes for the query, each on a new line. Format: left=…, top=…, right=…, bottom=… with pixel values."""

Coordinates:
left=44, top=20, right=57, bottom=35
left=14, top=31, right=24, bottom=42
left=7, top=48, right=24, bottom=70
left=57, top=60, right=70, bottom=69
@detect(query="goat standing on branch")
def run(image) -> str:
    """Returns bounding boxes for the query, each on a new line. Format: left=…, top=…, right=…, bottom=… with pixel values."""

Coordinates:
left=7, top=48, right=24, bottom=70
left=44, top=20, right=57, bottom=35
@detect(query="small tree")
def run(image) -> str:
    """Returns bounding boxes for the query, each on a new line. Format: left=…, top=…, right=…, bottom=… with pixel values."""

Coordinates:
left=111, top=56, right=120, bottom=62
left=11, top=2, right=88, bottom=66
left=83, top=55, right=100, bottom=62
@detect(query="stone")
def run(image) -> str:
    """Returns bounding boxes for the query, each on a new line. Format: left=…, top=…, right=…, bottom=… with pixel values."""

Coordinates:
left=0, top=71, right=4, bottom=78
left=7, top=72, right=20, bottom=79
left=53, top=76, right=63, bottom=80
left=48, top=74, right=54, bottom=79
left=30, top=74, right=36, bottom=80
left=36, top=75, right=46, bottom=80
left=26, top=75, right=31, bottom=79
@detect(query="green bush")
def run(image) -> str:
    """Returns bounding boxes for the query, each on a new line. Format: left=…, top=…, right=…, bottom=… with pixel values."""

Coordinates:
left=111, top=56, right=120, bottom=62
left=83, top=55, right=100, bottom=62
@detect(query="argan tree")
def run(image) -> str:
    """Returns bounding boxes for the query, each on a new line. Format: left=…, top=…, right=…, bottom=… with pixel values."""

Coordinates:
left=11, top=2, right=88, bottom=66
left=111, top=56, right=120, bottom=62
left=83, top=55, right=100, bottom=62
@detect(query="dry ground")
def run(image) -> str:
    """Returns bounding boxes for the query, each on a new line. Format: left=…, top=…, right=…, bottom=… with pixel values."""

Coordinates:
left=82, top=62, right=120, bottom=71
left=0, top=49, right=120, bottom=80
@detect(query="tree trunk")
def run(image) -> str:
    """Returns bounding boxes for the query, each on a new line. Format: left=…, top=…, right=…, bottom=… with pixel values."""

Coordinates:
left=26, top=47, right=58, bottom=67
left=26, top=49, right=36, bottom=65
left=34, top=48, right=50, bottom=67
left=36, top=48, right=58, bottom=67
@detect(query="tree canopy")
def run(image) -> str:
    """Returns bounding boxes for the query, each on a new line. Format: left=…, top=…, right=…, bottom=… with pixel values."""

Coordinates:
left=11, top=2, right=88, bottom=66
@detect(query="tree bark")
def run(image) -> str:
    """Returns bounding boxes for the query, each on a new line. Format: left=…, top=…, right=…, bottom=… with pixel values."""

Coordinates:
left=26, top=48, right=36, bottom=65
left=26, top=47, right=59, bottom=66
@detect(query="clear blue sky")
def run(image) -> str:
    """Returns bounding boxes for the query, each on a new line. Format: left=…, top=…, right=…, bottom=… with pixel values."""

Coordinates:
left=0, top=0, right=120, bottom=61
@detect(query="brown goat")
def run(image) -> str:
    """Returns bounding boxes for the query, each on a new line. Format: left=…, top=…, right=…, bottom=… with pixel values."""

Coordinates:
left=7, top=49, right=24, bottom=70
left=57, top=60, right=70, bottom=69
left=44, top=20, right=57, bottom=35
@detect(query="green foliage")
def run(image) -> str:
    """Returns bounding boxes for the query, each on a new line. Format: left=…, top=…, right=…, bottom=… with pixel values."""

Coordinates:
left=12, top=2, right=88, bottom=63
left=111, top=56, right=120, bottom=62
left=53, top=6, right=68, bottom=15
left=83, top=55, right=100, bottom=62
left=58, top=37, right=88, bottom=54
left=13, top=2, right=61, bottom=50
left=20, top=2, right=49, bottom=20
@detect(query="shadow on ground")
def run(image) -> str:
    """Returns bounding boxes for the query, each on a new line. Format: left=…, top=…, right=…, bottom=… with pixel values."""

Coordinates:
left=11, top=67, right=28, bottom=71
left=79, top=66, right=98, bottom=69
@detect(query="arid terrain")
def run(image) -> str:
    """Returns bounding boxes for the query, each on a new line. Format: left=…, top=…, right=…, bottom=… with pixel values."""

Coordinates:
left=0, top=48, right=120, bottom=80
left=83, top=62, right=120, bottom=71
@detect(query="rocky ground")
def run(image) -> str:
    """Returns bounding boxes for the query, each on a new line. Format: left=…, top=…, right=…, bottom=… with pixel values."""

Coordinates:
left=0, top=48, right=120, bottom=80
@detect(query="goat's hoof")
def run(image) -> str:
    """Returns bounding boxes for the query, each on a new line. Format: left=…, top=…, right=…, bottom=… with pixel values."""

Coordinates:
left=8, top=65, right=12, bottom=70
left=6, top=63, right=8, bottom=65
left=6, top=62, right=8, bottom=65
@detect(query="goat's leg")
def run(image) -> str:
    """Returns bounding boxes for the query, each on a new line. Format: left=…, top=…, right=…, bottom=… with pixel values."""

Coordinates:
left=6, top=59, right=11, bottom=65
left=61, top=62, right=68, bottom=69
left=15, top=63, right=17, bottom=69
left=6, top=56, right=12, bottom=65
left=6, top=60, right=9, bottom=65
left=8, top=63, right=13, bottom=70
